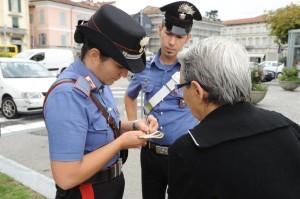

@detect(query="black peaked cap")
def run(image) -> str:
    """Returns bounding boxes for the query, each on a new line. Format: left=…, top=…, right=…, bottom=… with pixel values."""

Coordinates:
left=74, top=4, right=148, bottom=73
left=160, top=1, right=202, bottom=35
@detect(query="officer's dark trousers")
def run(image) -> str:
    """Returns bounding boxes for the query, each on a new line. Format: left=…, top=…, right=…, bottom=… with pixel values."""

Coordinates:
left=141, top=147, right=169, bottom=199
left=55, top=173, right=124, bottom=199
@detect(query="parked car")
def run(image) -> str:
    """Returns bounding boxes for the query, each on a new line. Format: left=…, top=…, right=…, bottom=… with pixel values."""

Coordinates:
left=0, top=58, right=56, bottom=119
left=261, top=70, right=276, bottom=82
left=259, top=61, right=285, bottom=81
left=16, top=48, right=75, bottom=75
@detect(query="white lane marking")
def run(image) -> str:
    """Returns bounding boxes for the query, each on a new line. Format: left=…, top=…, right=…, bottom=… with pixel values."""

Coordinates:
left=0, top=121, right=45, bottom=136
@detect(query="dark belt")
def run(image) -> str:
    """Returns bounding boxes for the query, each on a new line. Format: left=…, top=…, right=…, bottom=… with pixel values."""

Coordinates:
left=55, top=159, right=123, bottom=198
left=145, top=141, right=169, bottom=155
left=85, top=159, right=123, bottom=184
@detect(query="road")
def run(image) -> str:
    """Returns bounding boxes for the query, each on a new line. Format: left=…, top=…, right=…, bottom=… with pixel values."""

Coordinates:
left=0, top=78, right=142, bottom=128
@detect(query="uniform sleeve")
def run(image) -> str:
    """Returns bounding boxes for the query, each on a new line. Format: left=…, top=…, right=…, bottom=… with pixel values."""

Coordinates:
left=44, top=87, right=88, bottom=161
left=126, top=73, right=142, bottom=99
left=168, top=145, right=187, bottom=199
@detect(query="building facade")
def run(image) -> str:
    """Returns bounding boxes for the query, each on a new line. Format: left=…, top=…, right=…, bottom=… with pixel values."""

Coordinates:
left=29, top=0, right=114, bottom=50
left=221, top=15, right=280, bottom=63
left=142, top=6, right=223, bottom=53
left=287, top=29, right=300, bottom=68
left=0, top=0, right=30, bottom=52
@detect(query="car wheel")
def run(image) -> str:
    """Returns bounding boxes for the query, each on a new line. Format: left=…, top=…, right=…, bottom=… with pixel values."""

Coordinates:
left=1, top=97, right=19, bottom=119
left=276, top=72, right=282, bottom=78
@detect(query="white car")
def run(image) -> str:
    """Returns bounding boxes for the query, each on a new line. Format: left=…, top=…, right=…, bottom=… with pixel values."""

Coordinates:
left=257, top=61, right=285, bottom=81
left=15, top=48, right=75, bottom=75
left=259, top=61, right=285, bottom=76
left=0, top=58, right=56, bottom=119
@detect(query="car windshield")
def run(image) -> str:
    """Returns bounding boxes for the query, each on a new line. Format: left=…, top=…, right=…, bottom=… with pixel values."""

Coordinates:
left=15, top=51, right=35, bottom=58
left=0, top=61, right=55, bottom=78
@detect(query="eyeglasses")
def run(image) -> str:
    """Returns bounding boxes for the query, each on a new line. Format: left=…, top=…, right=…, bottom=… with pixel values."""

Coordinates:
left=176, top=81, right=208, bottom=92
left=175, top=81, right=191, bottom=89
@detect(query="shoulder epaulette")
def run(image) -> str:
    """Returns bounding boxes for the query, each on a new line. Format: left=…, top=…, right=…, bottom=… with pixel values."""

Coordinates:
left=74, top=76, right=92, bottom=97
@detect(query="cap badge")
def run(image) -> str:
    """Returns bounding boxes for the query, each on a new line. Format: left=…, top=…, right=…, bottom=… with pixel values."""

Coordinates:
left=139, top=36, right=150, bottom=53
left=178, top=3, right=195, bottom=16
left=179, top=13, right=186, bottom=20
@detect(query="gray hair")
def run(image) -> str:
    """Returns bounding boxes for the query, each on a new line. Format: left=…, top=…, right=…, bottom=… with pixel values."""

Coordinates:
left=179, top=36, right=251, bottom=105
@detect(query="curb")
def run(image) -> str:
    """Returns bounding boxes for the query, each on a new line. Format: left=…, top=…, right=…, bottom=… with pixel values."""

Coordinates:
left=0, top=155, right=55, bottom=198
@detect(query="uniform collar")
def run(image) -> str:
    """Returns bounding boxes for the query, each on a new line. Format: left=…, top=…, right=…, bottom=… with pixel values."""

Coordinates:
left=150, top=49, right=180, bottom=71
left=71, top=58, right=105, bottom=91
left=189, top=102, right=290, bottom=148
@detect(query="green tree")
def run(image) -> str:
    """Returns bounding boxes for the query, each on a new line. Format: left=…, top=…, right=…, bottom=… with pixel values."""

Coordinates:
left=266, top=4, right=300, bottom=45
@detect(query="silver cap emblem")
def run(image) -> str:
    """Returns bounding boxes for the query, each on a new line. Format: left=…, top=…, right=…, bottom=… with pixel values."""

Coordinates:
left=178, top=3, right=195, bottom=16
left=139, top=36, right=150, bottom=53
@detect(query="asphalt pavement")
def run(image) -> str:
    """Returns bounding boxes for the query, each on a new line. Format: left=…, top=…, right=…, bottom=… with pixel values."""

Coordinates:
left=0, top=80, right=299, bottom=199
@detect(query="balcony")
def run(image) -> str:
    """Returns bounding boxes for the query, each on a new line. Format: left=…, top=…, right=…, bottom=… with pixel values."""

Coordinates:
left=0, top=26, right=27, bottom=36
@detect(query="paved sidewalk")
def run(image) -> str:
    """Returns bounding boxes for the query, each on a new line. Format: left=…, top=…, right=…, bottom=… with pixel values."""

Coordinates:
left=255, top=83, right=300, bottom=124
left=0, top=83, right=299, bottom=198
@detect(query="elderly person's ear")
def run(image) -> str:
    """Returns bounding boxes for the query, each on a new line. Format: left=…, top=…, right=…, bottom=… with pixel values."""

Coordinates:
left=191, top=80, right=206, bottom=99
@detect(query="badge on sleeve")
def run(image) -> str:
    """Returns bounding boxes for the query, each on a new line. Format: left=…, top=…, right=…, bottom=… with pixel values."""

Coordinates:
left=84, top=76, right=96, bottom=89
left=74, top=76, right=92, bottom=97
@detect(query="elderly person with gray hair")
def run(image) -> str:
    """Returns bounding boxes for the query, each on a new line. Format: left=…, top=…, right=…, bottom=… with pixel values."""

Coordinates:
left=167, top=37, right=300, bottom=199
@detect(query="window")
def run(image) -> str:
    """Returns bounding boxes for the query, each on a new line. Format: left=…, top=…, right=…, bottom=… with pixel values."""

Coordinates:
left=31, top=52, right=45, bottom=61
left=255, top=37, right=260, bottom=46
left=248, top=38, right=253, bottom=46
left=60, top=12, right=66, bottom=26
left=30, top=36, right=34, bottom=47
left=30, top=14, right=33, bottom=24
left=262, top=37, right=267, bottom=46
left=8, top=0, right=12, bottom=11
left=39, top=33, right=47, bottom=46
left=12, top=16, right=19, bottom=28
left=295, top=34, right=300, bottom=45
left=18, top=0, right=21, bottom=12
left=61, top=34, right=67, bottom=46
left=40, top=11, right=45, bottom=24
left=8, top=0, right=21, bottom=12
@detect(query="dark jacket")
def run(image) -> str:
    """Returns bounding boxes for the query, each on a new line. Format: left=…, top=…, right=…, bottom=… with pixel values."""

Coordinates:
left=168, top=103, right=300, bottom=199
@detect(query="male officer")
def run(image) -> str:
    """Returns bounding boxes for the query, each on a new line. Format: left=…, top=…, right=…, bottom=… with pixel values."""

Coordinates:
left=44, top=5, right=157, bottom=199
left=125, top=1, right=201, bottom=199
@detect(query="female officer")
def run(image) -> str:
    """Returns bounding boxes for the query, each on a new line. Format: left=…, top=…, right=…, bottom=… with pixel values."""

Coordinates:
left=44, top=5, right=157, bottom=199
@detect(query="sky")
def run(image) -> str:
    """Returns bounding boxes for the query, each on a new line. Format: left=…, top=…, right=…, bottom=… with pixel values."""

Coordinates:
left=107, top=0, right=300, bottom=21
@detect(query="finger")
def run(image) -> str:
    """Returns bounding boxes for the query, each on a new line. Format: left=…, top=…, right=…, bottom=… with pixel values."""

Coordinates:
left=149, top=123, right=158, bottom=132
left=137, top=120, right=149, bottom=132
left=139, top=125, right=149, bottom=133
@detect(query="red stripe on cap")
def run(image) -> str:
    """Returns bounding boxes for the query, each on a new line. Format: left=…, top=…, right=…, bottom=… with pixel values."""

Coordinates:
left=113, top=41, right=140, bottom=54
left=79, top=184, right=94, bottom=199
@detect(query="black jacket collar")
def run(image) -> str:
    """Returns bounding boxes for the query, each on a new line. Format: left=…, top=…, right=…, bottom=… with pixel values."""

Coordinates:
left=189, top=103, right=290, bottom=148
